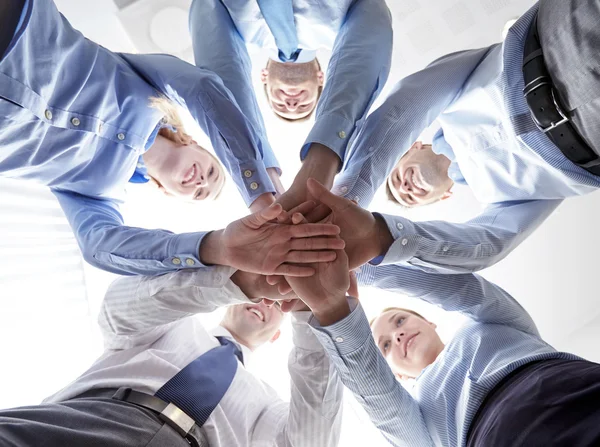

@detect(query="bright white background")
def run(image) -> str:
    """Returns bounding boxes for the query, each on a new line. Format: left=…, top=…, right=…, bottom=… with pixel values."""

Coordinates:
left=0, top=0, right=599, bottom=445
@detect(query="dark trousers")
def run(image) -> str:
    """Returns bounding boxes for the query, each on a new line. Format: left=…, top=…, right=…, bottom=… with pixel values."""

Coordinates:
left=467, top=359, right=600, bottom=447
left=0, top=391, right=205, bottom=447
left=0, top=0, right=25, bottom=60
left=539, top=0, right=600, bottom=155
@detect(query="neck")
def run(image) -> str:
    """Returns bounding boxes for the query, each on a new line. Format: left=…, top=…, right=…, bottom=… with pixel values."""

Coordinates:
left=220, top=323, right=255, bottom=351
left=142, top=135, right=170, bottom=176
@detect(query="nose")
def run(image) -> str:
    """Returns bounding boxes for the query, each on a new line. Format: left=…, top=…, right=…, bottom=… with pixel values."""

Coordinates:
left=399, top=178, right=412, bottom=194
left=284, top=97, right=300, bottom=111
left=394, top=330, right=405, bottom=344
left=195, top=173, right=206, bottom=187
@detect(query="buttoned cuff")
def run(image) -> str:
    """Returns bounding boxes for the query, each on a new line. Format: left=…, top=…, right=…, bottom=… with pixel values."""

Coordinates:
left=291, top=311, right=325, bottom=352
left=374, top=213, right=419, bottom=265
left=301, top=114, right=355, bottom=163
left=237, top=161, right=276, bottom=206
left=309, top=297, right=372, bottom=356
left=332, top=175, right=378, bottom=208
left=163, top=231, right=211, bottom=269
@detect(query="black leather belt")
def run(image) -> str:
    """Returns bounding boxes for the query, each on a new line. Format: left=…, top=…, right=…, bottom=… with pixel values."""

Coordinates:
left=522, top=15, right=600, bottom=176
left=111, top=387, right=200, bottom=446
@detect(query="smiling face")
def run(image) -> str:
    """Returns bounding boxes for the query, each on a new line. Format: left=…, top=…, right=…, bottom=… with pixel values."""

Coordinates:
left=143, top=134, right=225, bottom=202
left=220, top=301, right=285, bottom=350
left=387, top=142, right=454, bottom=207
left=371, top=309, right=445, bottom=380
left=261, top=59, right=324, bottom=120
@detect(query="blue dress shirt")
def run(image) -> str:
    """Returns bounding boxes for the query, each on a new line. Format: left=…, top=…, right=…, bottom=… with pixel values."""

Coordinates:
left=0, top=0, right=268, bottom=275
left=334, top=5, right=600, bottom=273
left=310, top=264, right=581, bottom=447
left=189, top=0, right=392, bottom=204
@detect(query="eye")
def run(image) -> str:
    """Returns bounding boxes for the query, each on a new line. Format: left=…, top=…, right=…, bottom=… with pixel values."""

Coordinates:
left=194, top=188, right=205, bottom=201
left=208, top=166, right=215, bottom=177
left=382, top=340, right=390, bottom=354
left=396, top=317, right=405, bottom=327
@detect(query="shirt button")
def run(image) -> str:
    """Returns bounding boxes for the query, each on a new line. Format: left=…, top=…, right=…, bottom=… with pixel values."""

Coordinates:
left=172, top=257, right=182, bottom=265
left=160, top=117, right=168, bottom=125
left=45, top=110, right=53, bottom=120
left=185, top=258, right=195, bottom=266
left=250, top=182, right=259, bottom=190
left=335, top=336, right=344, bottom=343
left=401, top=238, right=408, bottom=246
left=396, top=223, right=404, bottom=230
left=137, top=162, right=144, bottom=169
left=71, top=117, right=81, bottom=127
left=244, top=170, right=253, bottom=178
left=338, top=131, right=346, bottom=139
left=354, top=196, right=360, bottom=203
left=442, top=246, right=449, bottom=252
left=340, top=186, right=348, bottom=193
left=117, top=133, right=126, bottom=141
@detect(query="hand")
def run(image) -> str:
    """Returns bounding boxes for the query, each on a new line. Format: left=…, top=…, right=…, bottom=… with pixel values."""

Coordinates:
left=276, top=143, right=340, bottom=211
left=306, top=178, right=394, bottom=269
left=249, top=192, right=276, bottom=214
left=285, top=248, right=351, bottom=325
left=199, top=203, right=345, bottom=276
left=231, top=270, right=297, bottom=302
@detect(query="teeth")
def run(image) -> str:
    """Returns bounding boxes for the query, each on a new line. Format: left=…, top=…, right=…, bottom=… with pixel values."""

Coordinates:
left=249, top=308, right=264, bottom=321
left=184, top=165, right=196, bottom=183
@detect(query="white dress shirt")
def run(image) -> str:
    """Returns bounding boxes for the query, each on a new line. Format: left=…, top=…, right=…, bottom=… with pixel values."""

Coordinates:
left=45, top=267, right=343, bottom=447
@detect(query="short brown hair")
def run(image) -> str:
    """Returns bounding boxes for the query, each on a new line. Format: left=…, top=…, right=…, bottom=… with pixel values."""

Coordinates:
left=263, top=58, right=323, bottom=123
left=369, top=306, right=427, bottom=327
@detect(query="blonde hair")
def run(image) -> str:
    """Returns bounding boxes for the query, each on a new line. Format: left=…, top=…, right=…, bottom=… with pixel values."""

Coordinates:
left=148, top=96, right=193, bottom=145
left=369, top=307, right=427, bottom=327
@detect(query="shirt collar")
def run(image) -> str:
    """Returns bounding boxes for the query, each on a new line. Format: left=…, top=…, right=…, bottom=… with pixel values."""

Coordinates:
left=209, top=326, right=253, bottom=366
left=268, top=48, right=317, bottom=64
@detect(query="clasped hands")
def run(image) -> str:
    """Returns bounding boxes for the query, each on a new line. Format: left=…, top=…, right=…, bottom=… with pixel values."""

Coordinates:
left=226, top=178, right=394, bottom=325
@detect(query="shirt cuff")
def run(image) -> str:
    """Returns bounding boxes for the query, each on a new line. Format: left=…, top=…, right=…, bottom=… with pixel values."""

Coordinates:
left=291, top=311, right=325, bottom=352
left=237, top=161, right=276, bottom=206
left=164, top=231, right=211, bottom=269
left=309, top=297, right=372, bottom=356
left=301, top=113, right=355, bottom=163
left=375, top=213, right=420, bottom=265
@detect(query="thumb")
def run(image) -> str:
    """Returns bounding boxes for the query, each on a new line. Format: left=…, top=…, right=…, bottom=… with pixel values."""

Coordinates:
left=307, top=178, right=348, bottom=212
left=243, top=203, right=282, bottom=229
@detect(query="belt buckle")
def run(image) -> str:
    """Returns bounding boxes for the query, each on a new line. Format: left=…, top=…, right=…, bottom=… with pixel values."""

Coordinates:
left=524, top=77, right=569, bottom=133
left=159, top=403, right=196, bottom=438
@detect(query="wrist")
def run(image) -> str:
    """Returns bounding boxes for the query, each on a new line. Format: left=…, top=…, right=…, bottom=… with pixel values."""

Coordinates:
left=249, top=192, right=276, bottom=213
left=298, top=143, right=340, bottom=189
left=312, top=295, right=351, bottom=326
left=199, top=229, right=226, bottom=266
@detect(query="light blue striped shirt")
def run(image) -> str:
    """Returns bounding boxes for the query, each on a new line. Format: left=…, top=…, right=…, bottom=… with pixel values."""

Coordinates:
left=0, top=0, right=270, bottom=275
left=189, top=0, right=392, bottom=200
left=334, top=4, right=600, bottom=273
left=310, top=264, right=580, bottom=447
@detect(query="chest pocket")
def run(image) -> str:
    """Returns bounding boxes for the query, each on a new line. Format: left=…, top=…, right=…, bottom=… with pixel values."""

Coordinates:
left=0, top=96, right=33, bottom=124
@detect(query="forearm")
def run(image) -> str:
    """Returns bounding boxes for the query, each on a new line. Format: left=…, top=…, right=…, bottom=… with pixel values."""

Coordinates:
left=293, top=143, right=341, bottom=190
left=98, top=267, right=251, bottom=348
left=376, top=199, right=563, bottom=273
left=279, top=312, right=344, bottom=447
left=310, top=300, right=435, bottom=447
left=302, top=0, right=392, bottom=163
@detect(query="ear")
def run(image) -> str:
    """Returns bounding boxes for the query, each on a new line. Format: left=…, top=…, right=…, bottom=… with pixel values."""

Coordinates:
left=317, top=70, right=325, bottom=86
left=427, top=320, right=437, bottom=330
left=412, top=141, right=425, bottom=151
left=441, top=190, right=453, bottom=201
left=395, top=372, right=411, bottom=381
left=270, top=329, right=281, bottom=343
left=260, top=68, right=269, bottom=84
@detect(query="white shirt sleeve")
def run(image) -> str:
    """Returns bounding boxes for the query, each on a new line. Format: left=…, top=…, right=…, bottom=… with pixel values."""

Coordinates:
left=98, top=267, right=253, bottom=350
left=251, top=312, right=344, bottom=447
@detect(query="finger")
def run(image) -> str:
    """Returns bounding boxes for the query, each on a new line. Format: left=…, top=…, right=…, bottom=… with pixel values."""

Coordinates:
left=289, top=237, right=345, bottom=251
left=287, top=223, right=340, bottom=238
left=266, top=275, right=283, bottom=285
left=306, top=178, right=352, bottom=212
left=304, top=203, right=331, bottom=223
left=291, top=212, right=308, bottom=225
left=348, top=270, right=359, bottom=298
left=277, top=280, right=293, bottom=295
left=262, top=298, right=277, bottom=307
left=280, top=299, right=299, bottom=313
left=289, top=200, right=317, bottom=217
left=245, top=203, right=283, bottom=228
left=273, top=264, right=315, bottom=277
left=285, top=250, right=337, bottom=263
